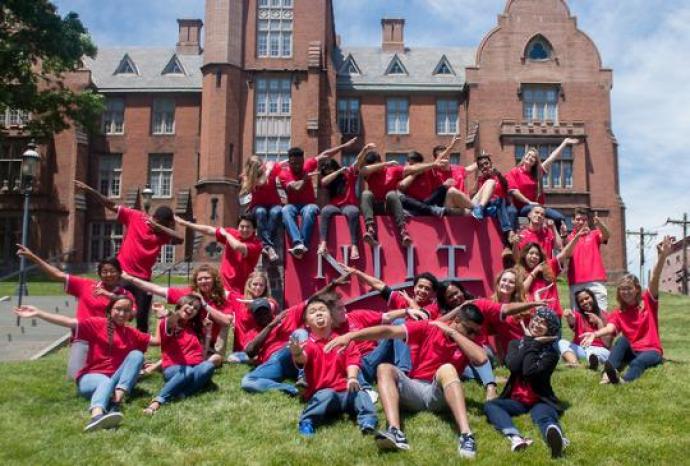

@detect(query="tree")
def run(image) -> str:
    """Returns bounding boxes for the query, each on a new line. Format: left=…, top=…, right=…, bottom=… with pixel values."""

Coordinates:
left=0, top=0, right=104, bottom=138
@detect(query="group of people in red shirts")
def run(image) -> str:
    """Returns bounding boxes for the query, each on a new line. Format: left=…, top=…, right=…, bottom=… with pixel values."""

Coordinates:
left=13, top=141, right=674, bottom=461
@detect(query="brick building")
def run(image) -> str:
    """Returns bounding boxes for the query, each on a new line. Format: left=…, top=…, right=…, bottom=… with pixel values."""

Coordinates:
left=659, top=237, right=689, bottom=295
left=0, top=0, right=626, bottom=278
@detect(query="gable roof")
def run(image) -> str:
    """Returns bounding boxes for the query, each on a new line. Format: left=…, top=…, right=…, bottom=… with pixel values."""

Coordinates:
left=385, top=54, right=408, bottom=75
left=84, top=47, right=202, bottom=92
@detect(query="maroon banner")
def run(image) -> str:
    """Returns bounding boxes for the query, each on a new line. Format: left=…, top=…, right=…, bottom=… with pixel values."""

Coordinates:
left=283, top=216, right=505, bottom=310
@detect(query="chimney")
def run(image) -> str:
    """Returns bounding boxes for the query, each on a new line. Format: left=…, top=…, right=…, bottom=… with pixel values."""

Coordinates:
left=176, top=18, right=203, bottom=55
left=381, top=18, right=405, bottom=53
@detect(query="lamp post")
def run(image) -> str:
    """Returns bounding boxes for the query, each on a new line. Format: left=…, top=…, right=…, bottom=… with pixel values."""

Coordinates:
left=17, top=141, right=40, bottom=314
left=141, top=184, right=154, bottom=213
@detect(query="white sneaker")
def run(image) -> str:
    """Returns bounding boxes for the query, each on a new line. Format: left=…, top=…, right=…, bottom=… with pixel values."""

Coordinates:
left=364, top=389, right=379, bottom=404
left=509, top=435, right=533, bottom=452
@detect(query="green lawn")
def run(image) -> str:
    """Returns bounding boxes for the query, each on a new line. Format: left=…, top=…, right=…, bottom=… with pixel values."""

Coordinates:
left=1, top=288, right=689, bottom=465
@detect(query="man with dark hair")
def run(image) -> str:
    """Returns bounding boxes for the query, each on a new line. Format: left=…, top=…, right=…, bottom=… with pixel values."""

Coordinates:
left=174, top=214, right=262, bottom=294
left=279, top=140, right=357, bottom=259
left=325, top=303, right=487, bottom=458
left=567, top=208, right=610, bottom=310
left=74, top=180, right=184, bottom=332
left=397, top=150, right=449, bottom=217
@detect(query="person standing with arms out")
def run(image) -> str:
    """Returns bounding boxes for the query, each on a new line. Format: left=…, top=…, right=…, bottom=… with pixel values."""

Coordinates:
left=567, top=208, right=611, bottom=310
left=74, top=180, right=184, bottom=333
left=174, top=214, right=262, bottom=295
left=581, top=236, right=674, bottom=384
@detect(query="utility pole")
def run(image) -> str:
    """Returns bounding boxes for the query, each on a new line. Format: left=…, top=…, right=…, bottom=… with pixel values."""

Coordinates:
left=667, top=213, right=689, bottom=295
left=626, top=227, right=657, bottom=288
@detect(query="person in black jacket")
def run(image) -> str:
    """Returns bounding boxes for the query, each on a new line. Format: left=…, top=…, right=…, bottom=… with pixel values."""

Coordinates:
left=484, top=308, right=570, bottom=458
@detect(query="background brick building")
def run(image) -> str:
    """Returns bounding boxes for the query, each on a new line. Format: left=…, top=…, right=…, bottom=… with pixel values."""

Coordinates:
left=0, top=0, right=626, bottom=279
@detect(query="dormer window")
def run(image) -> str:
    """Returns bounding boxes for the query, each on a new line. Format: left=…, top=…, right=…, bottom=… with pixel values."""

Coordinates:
left=114, top=54, right=138, bottom=75
left=162, top=55, right=185, bottom=75
left=385, top=55, right=408, bottom=76
left=525, top=35, right=553, bottom=61
left=339, top=55, right=361, bottom=75
left=433, top=55, right=455, bottom=75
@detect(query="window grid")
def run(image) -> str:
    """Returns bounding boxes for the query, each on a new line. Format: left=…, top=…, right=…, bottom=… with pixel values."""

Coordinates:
left=158, top=243, right=175, bottom=264
left=98, top=154, right=122, bottom=198
left=515, top=143, right=573, bottom=189
left=149, top=154, right=173, bottom=198
left=522, top=86, right=558, bottom=123
left=101, top=98, right=125, bottom=134
left=89, top=222, right=123, bottom=262
left=385, top=153, right=408, bottom=165
left=255, top=77, right=291, bottom=162
left=337, top=98, right=360, bottom=135
left=0, top=140, right=23, bottom=190
left=152, top=98, right=175, bottom=135
left=386, top=98, right=409, bottom=135
left=257, top=0, right=293, bottom=58
left=436, top=99, right=458, bottom=135
left=341, top=152, right=357, bottom=166
left=1, top=108, right=30, bottom=127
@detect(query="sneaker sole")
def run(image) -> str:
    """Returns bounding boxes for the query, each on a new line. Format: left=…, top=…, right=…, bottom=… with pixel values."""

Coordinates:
left=84, top=412, right=123, bottom=432
left=588, top=354, right=600, bottom=371
left=458, top=448, right=477, bottom=459
left=546, top=427, right=564, bottom=458
left=375, top=433, right=410, bottom=451
left=604, top=361, right=620, bottom=384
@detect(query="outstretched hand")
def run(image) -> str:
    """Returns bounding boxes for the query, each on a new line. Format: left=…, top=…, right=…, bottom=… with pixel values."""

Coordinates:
left=14, top=305, right=40, bottom=318
left=324, top=334, right=351, bottom=353
left=580, top=332, right=595, bottom=348
left=152, top=302, right=168, bottom=319
left=347, top=377, right=361, bottom=392
left=288, top=334, right=303, bottom=357
left=657, top=235, right=675, bottom=258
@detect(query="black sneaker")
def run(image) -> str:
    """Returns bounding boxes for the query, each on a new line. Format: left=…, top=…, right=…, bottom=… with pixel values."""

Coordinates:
left=108, top=401, right=121, bottom=413
left=84, top=412, right=123, bottom=432
left=458, top=432, right=477, bottom=459
left=375, top=426, right=410, bottom=451
left=604, top=361, right=620, bottom=384
left=588, top=354, right=600, bottom=371
left=545, top=424, right=564, bottom=458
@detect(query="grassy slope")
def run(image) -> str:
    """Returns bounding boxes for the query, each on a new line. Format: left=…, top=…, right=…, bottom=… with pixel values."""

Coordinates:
left=1, top=288, right=689, bottom=465
left=0, top=274, right=189, bottom=297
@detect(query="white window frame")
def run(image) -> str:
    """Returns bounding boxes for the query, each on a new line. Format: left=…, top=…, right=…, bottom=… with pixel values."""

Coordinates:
left=149, top=154, right=173, bottom=198
left=522, top=85, right=559, bottom=123
left=158, top=243, right=175, bottom=265
left=257, top=0, right=293, bottom=58
left=101, top=98, right=125, bottom=134
left=254, top=77, right=291, bottom=162
left=97, top=154, right=122, bottom=198
left=89, top=222, right=123, bottom=262
left=386, top=98, right=409, bottom=135
left=1, top=108, right=30, bottom=127
left=0, top=140, right=23, bottom=190
left=436, top=99, right=458, bottom=135
left=152, top=98, right=175, bottom=135
left=337, top=98, right=360, bottom=135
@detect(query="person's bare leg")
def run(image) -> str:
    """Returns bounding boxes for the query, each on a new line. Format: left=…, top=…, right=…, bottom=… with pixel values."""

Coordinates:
left=377, top=363, right=402, bottom=428
left=477, top=180, right=496, bottom=208
left=445, top=187, right=474, bottom=210
left=436, top=364, right=471, bottom=434
left=562, top=350, right=580, bottom=368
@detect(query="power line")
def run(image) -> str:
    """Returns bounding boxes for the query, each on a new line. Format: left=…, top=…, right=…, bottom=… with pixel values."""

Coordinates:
left=626, top=227, right=658, bottom=288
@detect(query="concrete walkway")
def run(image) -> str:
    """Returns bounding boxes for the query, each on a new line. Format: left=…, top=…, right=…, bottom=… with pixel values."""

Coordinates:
left=0, top=295, right=76, bottom=362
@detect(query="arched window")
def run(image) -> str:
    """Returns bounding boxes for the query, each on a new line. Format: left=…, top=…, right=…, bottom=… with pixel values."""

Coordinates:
left=525, top=36, right=553, bottom=61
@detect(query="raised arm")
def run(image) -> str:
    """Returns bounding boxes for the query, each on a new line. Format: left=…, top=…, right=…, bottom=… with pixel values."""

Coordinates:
left=315, top=137, right=358, bottom=161
left=15, top=245, right=66, bottom=282
left=650, top=235, right=674, bottom=299
left=174, top=215, right=216, bottom=237
left=148, top=218, right=184, bottom=244
left=344, top=264, right=386, bottom=293
left=354, top=142, right=376, bottom=170
left=244, top=310, right=286, bottom=358
left=324, top=324, right=407, bottom=353
left=321, top=166, right=348, bottom=187
left=556, top=227, right=586, bottom=263
left=120, top=271, right=168, bottom=298
left=73, top=180, right=118, bottom=213
left=402, top=158, right=448, bottom=177
left=541, top=138, right=578, bottom=172
left=593, top=213, right=611, bottom=242
left=14, top=305, right=77, bottom=329
left=501, top=300, right=548, bottom=318
left=436, top=134, right=462, bottom=161
left=396, top=174, right=415, bottom=193
left=429, top=320, right=488, bottom=366
left=360, top=160, right=397, bottom=178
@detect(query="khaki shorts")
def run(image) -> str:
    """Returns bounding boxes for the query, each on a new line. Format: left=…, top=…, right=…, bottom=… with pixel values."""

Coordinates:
left=395, top=368, right=448, bottom=413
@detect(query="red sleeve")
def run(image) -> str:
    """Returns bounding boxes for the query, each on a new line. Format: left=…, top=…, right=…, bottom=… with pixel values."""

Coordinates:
left=167, top=287, right=190, bottom=305
left=505, top=169, right=518, bottom=190
left=117, top=206, right=134, bottom=226
left=65, top=275, right=92, bottom=298
left=404, top=320, right=428, bottom=345
left=247, top=237, right=263, bottom=256
left=304, top=157, right=319, bottom=173
left=270, top=162, right=282, bottom=178
left=344, top=341, right=362, bottom=367
left=277, top=301, right=307, bottom=333
left=594, top=229, right=604, bottom=246
left=643, top=290, right=659, bottom=316
left=388, top=291, right=408, bottom=309
left=133, top=328, right=151, bottom=352
left=476, top=298, right=502, bottom=324
left=350, top=310, right=384, bottom=328
left=607, top=311, right=621, bottom=332
left=548, top=257, right=562, bottom=276
left=75, top=318, right=98, bottom=342
left=215, top=227, right=230, bottom=245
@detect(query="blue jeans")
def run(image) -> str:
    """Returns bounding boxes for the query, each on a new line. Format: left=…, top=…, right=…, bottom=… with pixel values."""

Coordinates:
left=485, top=398, right=562, bottom=441
left=282, top=203, right=319, bottom=248
left=299, top=388, right=377, bottom=430
left=462, top=360, right=497, bottom=386
left=154, top=361, right=216, bottom=404
left=77, top=350, right=145, bottom=411
left=359, top=320, right=412, bottom=388
left=483, top=198, right=515, bottom=234
left=240, top=329, right=308, bottom=395
left=608, top=336, right=662, bottom=382
left=253, top=205, right=283, bottom=248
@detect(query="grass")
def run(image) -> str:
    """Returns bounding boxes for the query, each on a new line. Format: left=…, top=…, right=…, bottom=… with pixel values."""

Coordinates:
left=1, top=287, right=689, bottom=465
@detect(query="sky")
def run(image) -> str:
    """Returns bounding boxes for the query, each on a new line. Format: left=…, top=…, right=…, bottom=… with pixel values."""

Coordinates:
left=52, top=0, right=690, bottom=278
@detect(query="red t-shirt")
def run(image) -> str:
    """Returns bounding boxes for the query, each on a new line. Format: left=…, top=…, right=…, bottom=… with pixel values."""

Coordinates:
left=215, top=227, right=262, bottom=294
left=405, top=320, right=470, bottom=382
left=472, top=298, right=503, bottom=346
left=278, top=157, right=319, bottom=205
left=250, top=162, right=283, bottom=208
left=166, top=287, right=234, bottom=348
left=518, top=226, right=556, bottom=259
left=327, top=166, right=359, bottom=207
left=301, top=335, right=361, bottom=400
left=571, top=310, right=609, bottom=347
left=65, top=275, right=135, bottom=321
left=608, top=291, right=662, bottom=354
left=256, top=301, right=307, bottom=363
left=505, top=165, right=545, bottom=209
left=404, top=170, right=436, bottom=201
left=116, top=206, right=172, bottom=280
left=511, top=377, right=541, bottom=406
left=334, top=309, right=384, bottom=355
left=365, top=165, right=404, bottom=201
left=74, top=317, right=150, bottom=380
left=481, top=298, right=534, bottom=353
left=231, top=294, right=278, bottom=352
left=435, top=165, right=467, bottom=193
left=158, top=318, right=205, bottom=369
left=526, top=258, right=563, bottom=317
left=386, top=290, right=439, bottom=320
left=567, top=229, right=607, bottom=284
left=477, top=173, right=507, bottom=200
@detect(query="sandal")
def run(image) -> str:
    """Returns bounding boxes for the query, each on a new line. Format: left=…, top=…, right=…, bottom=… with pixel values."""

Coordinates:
left=350, top=245, right=360, bottom=261
left=143, top=402, right=161, bottom=415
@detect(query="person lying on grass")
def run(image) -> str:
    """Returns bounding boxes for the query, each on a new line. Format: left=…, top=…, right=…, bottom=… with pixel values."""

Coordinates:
left=14, top=296, right=152, bottom=432
left=290, top=297, right=377, bottom=437
left=580, top=235, right=674, bottom=384
left=325, top=303, right=487, bottom=459
left=484, top=308, right=569, bottom=458
left=143, top=296, right=217, bottom=415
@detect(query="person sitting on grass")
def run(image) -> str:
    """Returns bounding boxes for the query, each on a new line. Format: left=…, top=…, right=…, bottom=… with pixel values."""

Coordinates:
left=14, top=296, right=150, bottom=432
left=325, top=304, right=488, bottom=459
left=143, top=296, right=216, bottom=415
left=558, top=288, right=612, bottom=371
left=484, top=308, right=569, bottom=458
left=581, top=236, right=673, bottom=384
left=290, top=297, right=377, bottom=437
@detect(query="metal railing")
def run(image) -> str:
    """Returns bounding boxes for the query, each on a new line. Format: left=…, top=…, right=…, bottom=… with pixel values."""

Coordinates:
left=152, top=255, right=194, bottom=288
